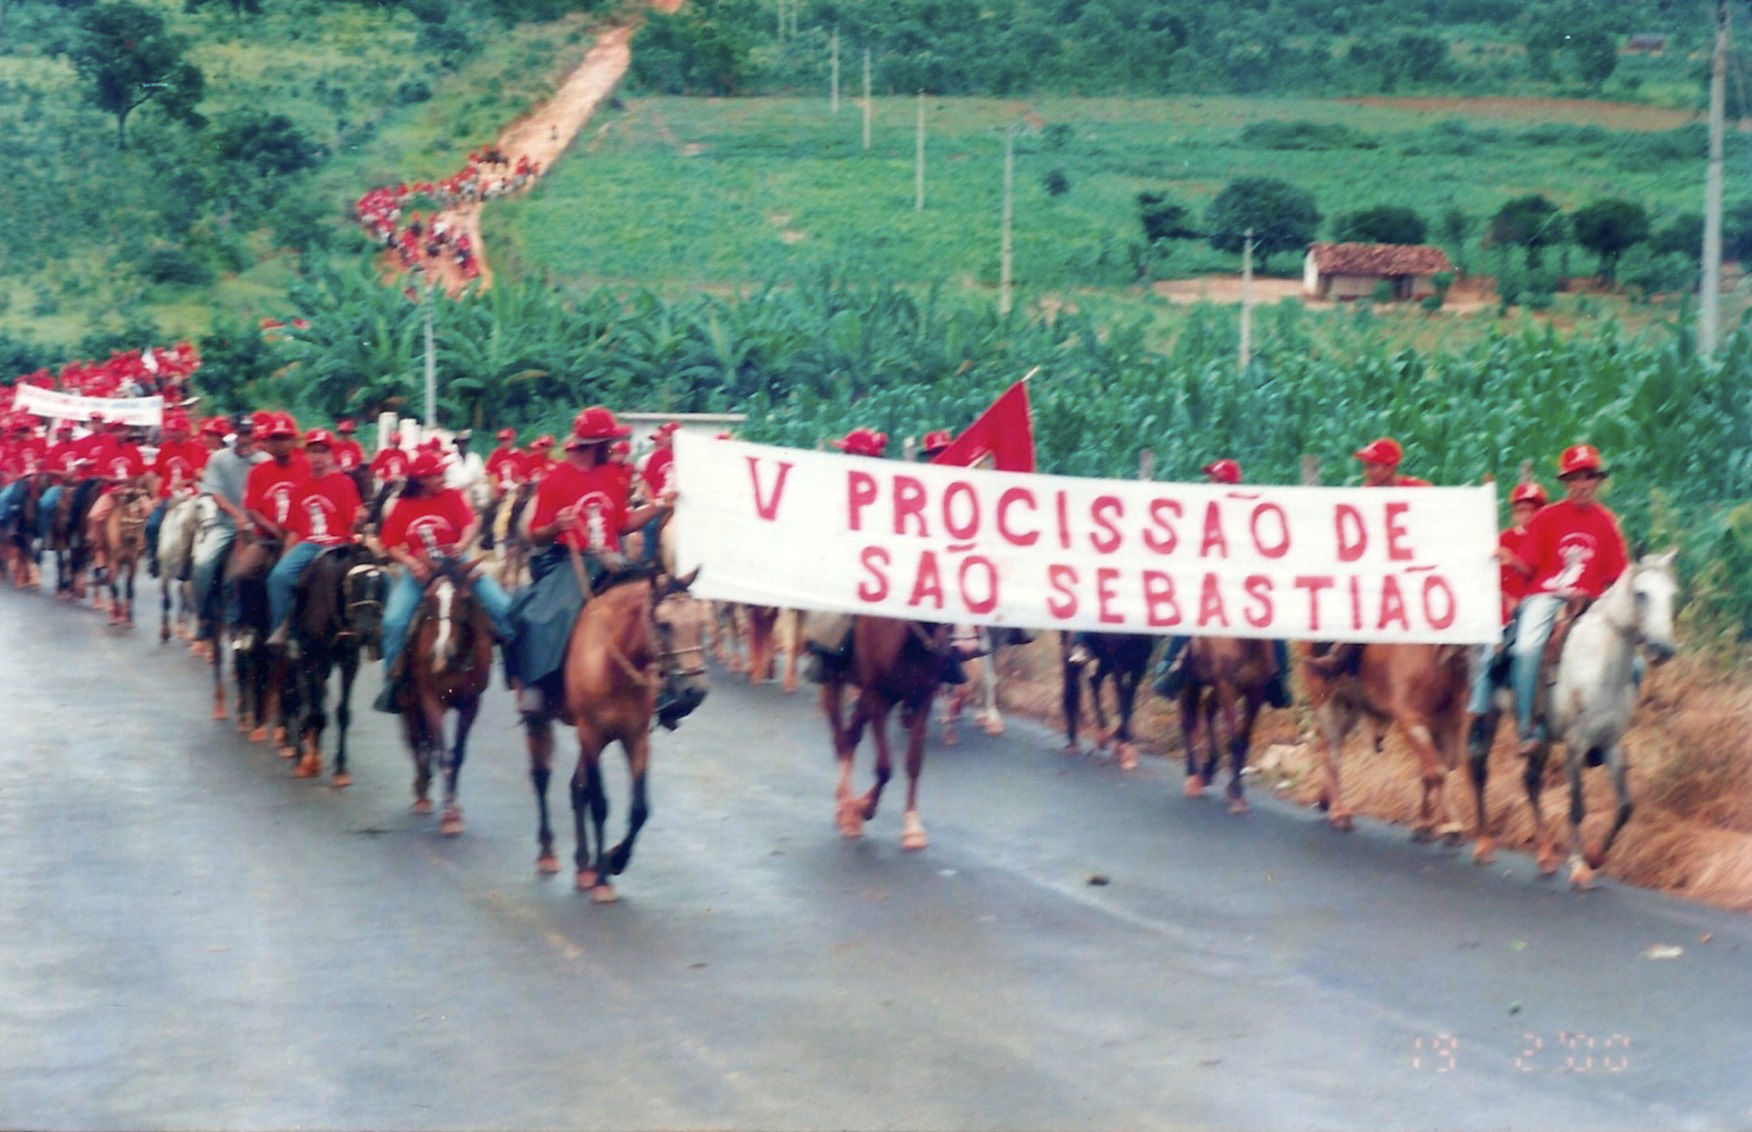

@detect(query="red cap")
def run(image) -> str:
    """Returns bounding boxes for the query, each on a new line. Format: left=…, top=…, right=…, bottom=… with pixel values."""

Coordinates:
left=1510, top=482, right=1548, bottom=507
left=250, top=409, right=277, bottom=435
left=163, top=412, right=191, bottom=433
left=200, top=418, right=229, bottom=437
left=610, top=439, right=631, bottom=458
left=106, top=418, right=128, bottom=431
left=88, top=411, right=105, bottom=422
left=419, top=437, right=441, bottom=451
left=408, top=451, right=447, bottom=479
left=921, top=429, right=953, bottom=454
left=834, top=428, right=888, bottom=458
left=56, top=420, right=76, bottom=435
left=303, top=428, right=335, bottom=450
left=336, top=419, right=356, bottom=434
left=532, top=434, right=556, bottom=450
left=1353, top=437, right=1403, bottom=466
left=714, top=432, right=733, bottom=440
left=569, top=405, right=631, bottom=444
left=1202, top=458, right=1243, bottom=485
left=1558, top=444, right=1607, bottom=478
left=264, top=412, right=299, bottom=440
left=497, top=427, right=515, bottom=442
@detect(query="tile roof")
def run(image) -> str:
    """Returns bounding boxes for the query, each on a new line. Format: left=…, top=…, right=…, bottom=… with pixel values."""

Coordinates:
left=1308, top=242, right=1454, bottom=276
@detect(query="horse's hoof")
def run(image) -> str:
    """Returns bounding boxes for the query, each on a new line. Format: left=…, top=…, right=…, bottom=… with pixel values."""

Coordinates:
left=1411, top=826, right=1436, bottom=844
left=1569, top=861, right=1596, bottom=891
left=412, top=798, right=434, bottom=814
left=901, top=813, right=928, bottom=851
left=1536, top=852, right=1561, bottom=876
left=248, top=727, right=268, bottom=743
left=292, top=754, right=321, bottom=778
left=536, top=852, right=560, bottom=875
left=440, top=809, right=464, bottom=836
left=575, top=869, right=598, bottom=891
left=981, top=716, right=1004, bottom=737
left=272, top=726, right=286, bottom=744
left=1183, top=775, right=1205, bottom=799
left=278, top=742, right=298, bottom=759
left=782, top=677, right=799, bottom=694
left=940, top=728, right=958, bottom=747
left=1329, top=813, right=1355, bottom=833
left=1062, top=741, right=1080, bottom=756
left=1118, top=743, right=1138, bottom=771
left=835, top=806, right=865, bottom=839
left=591, top=883, right=618, bottom=904
left=1227, top=797, right=1251, bottom=816
left=210, top=704, right=227, bottom=721
left=331, top=772, right=352, bottom=789
left=1473, top=838, right=1496, bottom=866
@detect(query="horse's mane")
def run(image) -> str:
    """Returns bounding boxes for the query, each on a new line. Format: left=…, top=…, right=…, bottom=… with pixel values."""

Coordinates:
left=593, top=561, right=657, bottom=595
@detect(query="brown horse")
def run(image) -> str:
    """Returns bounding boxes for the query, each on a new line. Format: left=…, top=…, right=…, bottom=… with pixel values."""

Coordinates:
left=397, top=559, right=494, bottom=834
left=738, top=605, right=802, bottom=692
left=99, top=485, right=152, bottom=626
left=1298, top=643, right=1471, bottom=842
left=529, top=570, right=709, bottom=901
left=822, top=618, right=947, bottom=850
left=1177, top=637, right=1278, bottom=814
left=1061, top=632, right=1156, bottom=770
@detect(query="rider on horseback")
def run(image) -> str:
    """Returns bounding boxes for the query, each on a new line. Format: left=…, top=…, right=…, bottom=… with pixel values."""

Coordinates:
left=369, top=433, right=411, bottom=484
left=1502, top=445, right=1628, bottom=757
left=1153, top=458, right=1294, bottom=708
left=1462, top=480, right=1546, bottom=760
left=633, top=421, right=679, bottom=564
left=504, top=406, right=674, bottom=720
left=372, top=450, right=516, bottom=712
left=265, top=429, right=365, bottom=653
left=83, top=419, right=149, bottom=581
left=145, top=411, right=208, bottom=578
left=332, top=419, right=366, bottom=474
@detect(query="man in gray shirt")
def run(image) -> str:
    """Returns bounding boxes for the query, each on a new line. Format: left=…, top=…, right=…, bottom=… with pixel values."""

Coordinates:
left=193, top=414, right=267, bottom=647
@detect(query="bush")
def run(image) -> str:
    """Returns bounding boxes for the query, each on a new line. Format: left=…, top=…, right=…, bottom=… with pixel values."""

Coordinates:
left=1239, top=119, right=1376, bottom=151
left=1042, top=169, right=1071, bottom=197
left=141, top=248, right=215, bottom=287
left=214, top=110, right=327, bottom=177
left=394, top=79, right=433, bottom=105
left=1334, top=205, right=1428, bottom=245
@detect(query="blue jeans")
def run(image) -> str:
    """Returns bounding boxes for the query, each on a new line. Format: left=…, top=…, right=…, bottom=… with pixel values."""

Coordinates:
left=0, top=481, right=24, bottom=527
left=38, top=485, right=63, bottom=541
left=192, top=524, right=234, bottom=636
left=380, top=566, right=514, bottom=676
left=1510, top=593, right=1565, bottom=740
left=267, top=540, right=326, bottom=630
left=144, top=501, right=167, bottom=562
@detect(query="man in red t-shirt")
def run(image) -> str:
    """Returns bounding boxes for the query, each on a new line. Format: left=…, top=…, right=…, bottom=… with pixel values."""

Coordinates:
left=84, top=420, right=149, bottom=557
left=145, top=411, right=208, bottom=576
left=267, top=429, right=363, bottom=641
left=332, top=419, right=367, bottom=474
left=372, top=450, right=513, bottom=710
left=243, top=412, right=306, bottom=542
left=485, top=427, right=524, bottom=493
left=638, top=421, right=678, bottom=500
left=1504, top=445, right=1628, bottom=753
left=369, top=433, right=411, bottom=484
left=1465, top=481, right=1548, bottom=759
left=1354, top=437, right=1432, bottom=488
left=522, top=435, right=555, bottom=484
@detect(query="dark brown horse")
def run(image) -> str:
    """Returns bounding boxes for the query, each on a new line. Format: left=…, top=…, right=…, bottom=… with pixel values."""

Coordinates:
left=397, top=558, right=494, bottom=834
left=536, top=572, right=709, bottom=901
left=1298, top=643, right=1471, bottom=842
left=99, top=484, right=152, bottom=626
left=823, top=618, right=948, bottom=850
left=285, top=544, right=385, bottom=786
left=1061, top=632, right=1156, bottom=770
left=1176, top=637, right=1280, bottom=814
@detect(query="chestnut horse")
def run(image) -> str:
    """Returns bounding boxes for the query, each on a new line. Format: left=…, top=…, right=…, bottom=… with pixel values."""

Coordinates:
left=396, top=558, right=494, bottom=835
left=1177, top=637, right=1278, bottom=814
left=538, top=570, right=709, bottom=901
left=99, top=485, right=152, bottom=626
left=1298, top=643, right=1471, bottom=842
left=1061, top=632, right=1156, bottom=770
left=823, top=618, right=947, bottom=850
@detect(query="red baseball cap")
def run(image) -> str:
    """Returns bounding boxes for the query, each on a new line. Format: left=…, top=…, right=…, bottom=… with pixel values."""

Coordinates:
left=1557, top=444, right=1607, bottom=479
left=834, top=428, right=888, bottom=458
left=1202, top=458, right=1243, bottom=485
left=921, top=429, right=953, bottom=455
left=653, top=421, right=681, bottom=439
left=336, top=419, right=356, bottom=435
left=497, top=427, right=515, bottom=442
left=163, top=412, right=191, bottom=433
left=1353, top=437, right=1403, bottom=466
left=569, top=405, right=631, bottom=444
left=264, top=412, right=299, bottom=440
left=303, top=428, right=335, bottom=450
left=1510, top=482, right=1548, bottom=507
left=200, top=417, right=229, bottom=437
left=408, top=451, right=447, bottom=479
left=531, top=435, right=555, bottom=450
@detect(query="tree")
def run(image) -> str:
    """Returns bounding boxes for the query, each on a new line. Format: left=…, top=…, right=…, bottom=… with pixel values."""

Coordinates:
left=1333, top=205, right=1427, bottom=246
left=1488, top=194, right=1565, bottom=269
left=1204, top=177, right=1321, bottom=272
left=183, top=0, right=262, bottom=15
left=1438, top=206, right=1474, bottom=272
left=1569, top=29, right=1617, bottom=89
left=1650, top=213, right=1703, bottom=259
left=1570, top=198, right=1649, bottom=283
left=214, top=110, right=325, bottom=176
left=64, top=2, right=204, bottom=149
left=1136, top=191, right=1199, bottom=244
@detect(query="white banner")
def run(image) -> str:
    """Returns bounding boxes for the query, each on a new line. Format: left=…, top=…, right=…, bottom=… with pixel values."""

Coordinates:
left=11, top=386, right=164, bottom=427
left=674, top=434, right=1502, bottom=643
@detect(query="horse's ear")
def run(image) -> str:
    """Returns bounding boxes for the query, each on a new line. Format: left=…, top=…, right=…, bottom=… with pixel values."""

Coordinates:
left=665, top=566, right=701, bottom=595
left=1657, top=547, right=1679, bottom=569
left=1632, top=539, right=1646, bottom=561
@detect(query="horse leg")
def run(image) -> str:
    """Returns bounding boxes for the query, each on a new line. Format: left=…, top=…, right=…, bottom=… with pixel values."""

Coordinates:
left=1523, top=741, right=1559, bottom=875
left=406, top=709, right=434, bottom=813
left=332, top=649, right=357, bottom=788
left=823, top=682, right=864, bottom=838
left=1315, top=700, right=1357, bottom=832
left=1113, top=666, right=1141, bottom=770
left=899, top=693, right=931, bottom=851
left=1468, top=707, right=1500, bottom=864
left=161, top=574, right=172, bottom=642
left=578, top=745, right=612, bottom=898
left=1091, top=668, right=1115, bottom=751
left=527, top=717, right=560, bottom=872
left=1178, top=686, right=1205, bottom=797
left=606, top=732, right=650, bottom=879
left=1226, top=693, right=1260, bottom=815
left=294, top=654, right=325, bottom=780
left=439, top=697, right=478, bottom=837
left=1060, top=642, right=1084, bottom=753
left=858, top=698, right=895, bottom=825
left=1576, top=743, right=1634, bottom=887
left=1402, top=719, right=1452, bottom=843
left=780, top=609, right=801, bottom=694
left=1199, top=688, right=1222, bottom=787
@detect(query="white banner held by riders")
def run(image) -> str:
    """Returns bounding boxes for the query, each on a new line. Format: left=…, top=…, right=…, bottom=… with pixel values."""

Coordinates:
left=674, top=434, right=1501, bottom=643
left=11, top=386, right=165, bottom=427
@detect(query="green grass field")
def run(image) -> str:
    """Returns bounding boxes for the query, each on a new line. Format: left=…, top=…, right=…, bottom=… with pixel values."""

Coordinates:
left=491, top=92, right=1737, bottom=301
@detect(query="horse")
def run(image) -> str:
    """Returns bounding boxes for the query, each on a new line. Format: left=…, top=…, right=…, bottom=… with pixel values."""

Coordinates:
left=940, top=627, right=1032, bottom=745
left=2, top=474, right=43, bottom=589
left=99, top=484, right=152, bottom=626
left=1060, top=632, right=1156, bottom=770
left=285, top=543, right=386, bottom=786
left=48, top=478, right=99, bottom=600
left=1298, top=642, right=1471, bottom=842
left=536, top=568, right=710, bottom=901
left=1177, top=637, right=1279, bottom=814
left=224, top=534, right=280, bottom=744
left=396, top=557, right=494, bottom=835
left=488, top=482, right=536, bottom=588
left=156, top=494, right=201, bottom=643
left=734, top=604, right=803, bottom=692
left=1479, top=552, right=1679, bottom=889
left=822, top=618, right=948, bottom=850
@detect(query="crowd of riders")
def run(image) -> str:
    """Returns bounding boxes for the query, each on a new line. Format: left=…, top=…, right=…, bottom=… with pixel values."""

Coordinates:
left=354, top=148, right=540, bottom=282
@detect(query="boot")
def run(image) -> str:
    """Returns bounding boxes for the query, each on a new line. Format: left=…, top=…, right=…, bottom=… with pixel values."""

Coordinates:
left=940, top=649, right=967, bottom=686
left=1153, top=649, right=1187, bottom=698
left=1466, top=714, right=1492, bottom=762
left=373, top=652, right=408, bottom=713
left=1263, top=669, right=1292, bottom=709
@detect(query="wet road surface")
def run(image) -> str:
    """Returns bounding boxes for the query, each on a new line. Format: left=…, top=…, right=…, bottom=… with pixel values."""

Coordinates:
left=3, top=587, right=1750, bottom=1130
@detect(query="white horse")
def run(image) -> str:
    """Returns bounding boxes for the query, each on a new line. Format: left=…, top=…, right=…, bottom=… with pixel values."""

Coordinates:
left=156, top=493, right=202, bottom=644
left=1488, top=551, right=1679, bottom=890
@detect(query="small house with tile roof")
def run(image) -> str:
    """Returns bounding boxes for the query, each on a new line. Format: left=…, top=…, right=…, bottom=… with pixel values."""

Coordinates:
left=1303, top=242, right=1455, bottom=301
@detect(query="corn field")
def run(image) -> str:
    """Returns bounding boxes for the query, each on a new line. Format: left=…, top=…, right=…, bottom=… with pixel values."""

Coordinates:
left=275, top=260, right=1752, bottom=640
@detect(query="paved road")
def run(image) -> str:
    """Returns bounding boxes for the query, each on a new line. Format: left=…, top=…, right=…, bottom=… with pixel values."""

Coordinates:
left=3, top=586, right=1750, bottom=1131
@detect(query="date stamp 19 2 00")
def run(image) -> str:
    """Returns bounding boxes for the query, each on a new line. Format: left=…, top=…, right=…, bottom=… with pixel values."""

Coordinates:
left=1410, top=1032, right=1633, bottom=1074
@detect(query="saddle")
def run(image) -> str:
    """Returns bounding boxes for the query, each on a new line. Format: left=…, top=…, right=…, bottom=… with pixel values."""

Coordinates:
left=1530, top=593, right=1593, bottom=726
left=1304, top=641, right=1364, bottom=679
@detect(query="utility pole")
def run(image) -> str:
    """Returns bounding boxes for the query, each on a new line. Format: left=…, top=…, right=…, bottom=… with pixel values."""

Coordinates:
left=1701, top=0, right=1729, bottom=358
left=1239, top=228, right=1254, bottom=372
left=830, top=29, right=839, bottom=113
left=999, top=127, right=1016, bottom=316
left=915, top=90, right=926, bottom=212
left=862, top=48, right=872, bottom=150
left=422, top=281, right=437, bottom=428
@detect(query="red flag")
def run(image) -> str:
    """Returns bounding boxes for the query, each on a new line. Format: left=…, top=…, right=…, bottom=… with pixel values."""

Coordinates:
left=929, top=380, right=1035, bottom=473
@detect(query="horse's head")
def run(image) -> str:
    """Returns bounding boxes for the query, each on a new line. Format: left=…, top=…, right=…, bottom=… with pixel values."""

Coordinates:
left=342, top=551, right=389, bottom=645
left=421, top=557, right=487, bottom=675
left=652, top=578, right=710, bottom=725
left=1632, top=549, right=1679, bottom=665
